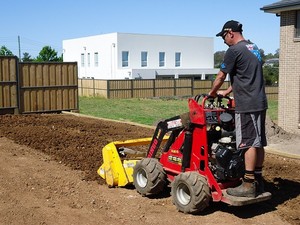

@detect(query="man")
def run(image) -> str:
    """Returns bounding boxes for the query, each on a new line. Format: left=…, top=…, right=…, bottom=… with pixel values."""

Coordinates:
left=209, top=20, right=268, bottom=197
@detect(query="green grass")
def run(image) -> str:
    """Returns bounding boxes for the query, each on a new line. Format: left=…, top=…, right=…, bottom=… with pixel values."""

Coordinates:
left=267, top=99, right=278, bottom=123
left=79, top=96, right=189, bottom=126
left=79, top=96, right=278, bottom=126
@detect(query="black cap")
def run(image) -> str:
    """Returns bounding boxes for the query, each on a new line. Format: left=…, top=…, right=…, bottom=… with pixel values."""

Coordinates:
left=216, top=20, right=243, bottom=37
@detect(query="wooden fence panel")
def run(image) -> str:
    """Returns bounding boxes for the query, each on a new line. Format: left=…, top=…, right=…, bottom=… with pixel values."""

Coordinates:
left=154, top=79, right=175, bottom=97
left=0, top=56, right=18, bottom=114
left=193, top=80, right=212, bottom=95
left=175, top=79, right=192, bottom=96
left=19, top=63, right=78, bottom=113
left=108, top=80, right=132, bottom=98
left=133, top=89, right=154, bottom=98
left=133, top=80, right=154, bottom=98
left=79, top=79, right=94, bottom=96
left=78, top=78, right=278, bottom=101
left=265, top=86, right=278, bottom=101
left=78, top=79, right=108, bottom=97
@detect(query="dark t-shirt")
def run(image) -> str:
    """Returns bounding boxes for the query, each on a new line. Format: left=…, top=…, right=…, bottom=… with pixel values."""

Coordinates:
left=220, top=40, right=268, bottom=113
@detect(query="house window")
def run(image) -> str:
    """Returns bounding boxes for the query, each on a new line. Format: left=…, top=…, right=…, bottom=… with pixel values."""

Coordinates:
left=87, top=53, right=90, bottom=67
left=141, top=51, right=148, bottom=67
left=122, top=51, right=129, bottom=67
left=296, top=10, right=300, bottom=38
left=159, top=52, right=165, bottom=67
left=175, top=52, right=181, bottom=67
left=81, top=53, right=84, bottom=67
left=94, top=52, right=99, bottom=67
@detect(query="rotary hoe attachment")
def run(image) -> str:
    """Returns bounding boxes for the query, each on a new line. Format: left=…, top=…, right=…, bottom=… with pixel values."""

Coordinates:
left=97, top=137, right=168, bottom=187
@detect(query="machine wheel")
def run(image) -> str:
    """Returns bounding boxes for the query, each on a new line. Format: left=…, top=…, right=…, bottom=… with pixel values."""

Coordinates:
left=133, top=158, right=166, bottom=196
left=171, top=172, right=211, bottom=214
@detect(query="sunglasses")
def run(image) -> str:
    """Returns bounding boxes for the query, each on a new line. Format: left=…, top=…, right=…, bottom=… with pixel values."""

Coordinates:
left=222, top=32, right=228, bottom=40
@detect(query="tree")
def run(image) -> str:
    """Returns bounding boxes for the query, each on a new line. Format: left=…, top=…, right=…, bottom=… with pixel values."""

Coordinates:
left=274, top=49, right=280, bottom=58
left=22, top=52, right=34, bottom=62
left=263, top=65, right=279, bottom=85
left=35, top=46, right=62, bottom=62
left=262, top=49, right=279, bottom=86
left=0, top=46, right=14, bottom=56
left=214, top=51, right=226, bottom=68
left=259, top=49, right=266, bottom=64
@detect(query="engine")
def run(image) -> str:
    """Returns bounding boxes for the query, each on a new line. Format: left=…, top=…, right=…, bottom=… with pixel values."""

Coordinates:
left=210, top=137, right=244, bottom=181
left=207, top=112, right=245, bottom=181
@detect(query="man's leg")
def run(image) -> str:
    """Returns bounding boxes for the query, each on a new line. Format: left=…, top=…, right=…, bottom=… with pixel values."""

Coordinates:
left=255, top=110, right=267, bottom=192
left=245, top=146, right=257, bottom=171
left=227, top=113, right=258, bottom=197
left=255, top=147, right=265, bottom=193
left=256, top=147, right=265, bottom=167
left=226, top=147, right=257, bottom=197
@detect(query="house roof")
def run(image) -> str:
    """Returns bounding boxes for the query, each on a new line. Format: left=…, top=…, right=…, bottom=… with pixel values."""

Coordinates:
left=261, top=0, right=300, bottom=14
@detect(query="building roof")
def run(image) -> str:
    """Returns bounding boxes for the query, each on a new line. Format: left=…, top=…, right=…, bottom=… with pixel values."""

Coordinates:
left=261, top=0, right=300, bottom=14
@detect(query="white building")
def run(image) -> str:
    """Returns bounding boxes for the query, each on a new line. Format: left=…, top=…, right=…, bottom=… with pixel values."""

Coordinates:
left=62, top=32, right=219, bottom=80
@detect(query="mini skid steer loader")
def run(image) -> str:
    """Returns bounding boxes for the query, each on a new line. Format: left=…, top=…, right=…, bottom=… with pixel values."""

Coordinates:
left=98, top=94, right=271, bottom=213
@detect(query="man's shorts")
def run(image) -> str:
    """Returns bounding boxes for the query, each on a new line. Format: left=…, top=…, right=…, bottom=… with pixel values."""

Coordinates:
left=235, top=110, right=267, bottom=150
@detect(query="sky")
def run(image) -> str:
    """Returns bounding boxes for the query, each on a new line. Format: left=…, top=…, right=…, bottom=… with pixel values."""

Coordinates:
left=1, top=0, right=280, bottom=58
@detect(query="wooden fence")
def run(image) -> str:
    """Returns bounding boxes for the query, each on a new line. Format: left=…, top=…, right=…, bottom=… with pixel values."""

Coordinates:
left=0, top=57, right=19, bottom=114
left=0, top=56, right=79, bottom=115
left=78, top=78, right=278, bottom=100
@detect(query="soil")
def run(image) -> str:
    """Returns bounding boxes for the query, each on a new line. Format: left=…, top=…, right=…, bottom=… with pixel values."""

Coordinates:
left=0, top=113, right=299, bottom=225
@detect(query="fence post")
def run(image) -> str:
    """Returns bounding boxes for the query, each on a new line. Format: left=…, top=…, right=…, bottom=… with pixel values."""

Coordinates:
left=131, top=80, right=134, bottom=98
left=174, top=79, right=176, bottom=96
left=81, top=79, right=83, bottom=96
left=15, top=57, right=20, bottom=114
left=153, top=79, right=156, bottom=97
left=93, top=78, right=95, bottom=97
left=107, top=80, right=110, bottom=99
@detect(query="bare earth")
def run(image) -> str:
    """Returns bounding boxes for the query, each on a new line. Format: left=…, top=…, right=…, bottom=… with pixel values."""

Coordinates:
left=0, top=114, right=299, bottom=225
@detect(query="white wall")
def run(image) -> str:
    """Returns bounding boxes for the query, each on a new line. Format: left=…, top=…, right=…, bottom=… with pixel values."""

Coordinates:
left=63, top=33, right=117, bottom=79
left=63, top=32, right=216, bottom=79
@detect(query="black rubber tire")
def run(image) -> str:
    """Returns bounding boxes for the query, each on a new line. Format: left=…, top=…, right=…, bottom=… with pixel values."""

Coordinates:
left=171, top=172, right=211, bottom=214
left=133, top=158, right=166, bottom=196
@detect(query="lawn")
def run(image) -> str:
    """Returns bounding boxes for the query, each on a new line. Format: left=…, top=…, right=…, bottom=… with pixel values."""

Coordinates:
left=79, top=96, right=278, bottom=126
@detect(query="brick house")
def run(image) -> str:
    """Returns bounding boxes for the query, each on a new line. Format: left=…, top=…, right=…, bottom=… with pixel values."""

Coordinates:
left=261, top=0, right=300, bottom=134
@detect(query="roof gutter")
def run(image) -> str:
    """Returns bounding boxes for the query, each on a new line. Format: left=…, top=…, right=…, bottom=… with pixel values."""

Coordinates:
left=261, top=1, right=300, bottom=15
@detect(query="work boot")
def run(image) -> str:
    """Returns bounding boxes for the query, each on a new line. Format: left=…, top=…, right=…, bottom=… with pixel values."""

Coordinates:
left=255, top=175, right=265, bottom=194
left=226, top=180, right=256, bottom=198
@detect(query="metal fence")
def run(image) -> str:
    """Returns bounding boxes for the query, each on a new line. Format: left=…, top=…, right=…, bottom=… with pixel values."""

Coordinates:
left=78, top=78, right=278, bottom=100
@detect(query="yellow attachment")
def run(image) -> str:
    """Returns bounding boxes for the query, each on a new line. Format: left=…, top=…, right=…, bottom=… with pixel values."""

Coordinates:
left=97, top=137, right=168, bottom=187
left=98, top=138, right=152, bottom=187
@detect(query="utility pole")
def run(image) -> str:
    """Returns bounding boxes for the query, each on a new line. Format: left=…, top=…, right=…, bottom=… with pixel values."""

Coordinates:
left=18, top=35, right=21, bottom=61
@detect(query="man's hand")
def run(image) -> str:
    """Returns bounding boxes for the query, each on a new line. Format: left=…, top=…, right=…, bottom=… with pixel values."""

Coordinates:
left=208, top=91, right=217, bottom=98
left=209, top=70, right=227, bottom=98
left=216, top=90, right=228, bottom=96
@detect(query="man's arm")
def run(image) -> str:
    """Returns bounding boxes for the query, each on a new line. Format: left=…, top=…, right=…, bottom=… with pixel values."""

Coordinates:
left=208, top=70, right=228, bottom=97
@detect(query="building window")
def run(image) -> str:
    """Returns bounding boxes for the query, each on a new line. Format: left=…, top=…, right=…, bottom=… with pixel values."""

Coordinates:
left=94, top=52, right=99, bottom=67
left=175, top=52, right=181, bottom=67
left=141, top=51, right=148, bottom=67
left=296, top=10, right=300, bottom=38
left=122, top=51, right=129, bottom=67
left=87, top=53, right=90, bottom=67
left=81, top=53, right=84, bottom=67
left=159, top=52, right=165, bottom=67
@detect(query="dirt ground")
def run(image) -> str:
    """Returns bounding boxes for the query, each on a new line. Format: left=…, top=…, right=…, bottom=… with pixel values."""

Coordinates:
left=0, top=113, right=299, bottom=225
